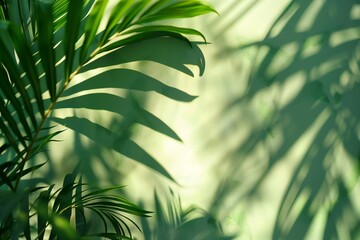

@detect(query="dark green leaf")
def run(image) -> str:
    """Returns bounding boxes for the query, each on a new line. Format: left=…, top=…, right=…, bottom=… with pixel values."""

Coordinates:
left=53, top=0, right=69, bottom=32
left=0, top=64, right=33, bottom=140
left=53, top=173, right=75, bottom=218
left=124, top=25, right=207, bottom=42
left=0, top=117, right=20, bottom=155
left=49, top=174, right=76, bottom=239
left=0, top=143, right=10, bottom=155
left=75, top=176, right=86, bottom=234
left=16, top=162, right=47, bottom=181
left=0, top=91, right=27, bottom=148
left=21, top=193, right=31, bottom=240
left=0, top=25, right=37, bottom=130
left=2, top=21, right=44, bottom=115
left=100, top=31, right=191, bottom=54
left=63, top=0, right=84, bottom=82
left=0, top=161, right=16, bottom=189
left=37, top=186, right=54, bottom=240
left=36, top=0, right=57, bottom=101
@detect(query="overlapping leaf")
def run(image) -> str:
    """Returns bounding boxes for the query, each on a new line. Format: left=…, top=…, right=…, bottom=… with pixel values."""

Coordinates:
left=0, top=0, right=216, bottom=238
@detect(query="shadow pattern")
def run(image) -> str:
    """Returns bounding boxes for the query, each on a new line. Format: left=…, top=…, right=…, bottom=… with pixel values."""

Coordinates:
left=199, top=0, right=360, bottom=239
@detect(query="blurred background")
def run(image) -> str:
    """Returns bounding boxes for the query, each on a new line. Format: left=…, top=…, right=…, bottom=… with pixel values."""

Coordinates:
left=42, top=0, right=360, bottom=239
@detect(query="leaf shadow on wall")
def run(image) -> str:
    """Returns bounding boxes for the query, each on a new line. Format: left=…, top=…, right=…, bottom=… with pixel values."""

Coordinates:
left=44, top=37, right=206, bottom=186
left=199, top=0, right=360, bottom=239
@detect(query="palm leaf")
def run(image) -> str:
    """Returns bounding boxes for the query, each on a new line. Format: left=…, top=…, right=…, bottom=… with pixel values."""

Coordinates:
left=0, top=0, right=216, bottom=238
left=36, top=0, right=57, bottom=101
left=79, top=0, right=108, bottom=63
left=0, top=25, right=37, bottom=130
left=137, top=0, right=218, bottom=24
left=4, top=21, right=44, bottom=115
left=0, top=64, right=32, bottom=143
left=115, top=0, right=152, bottom=32
left=63, top=0, right=84, bottom=82
left=99, top=31, right=191, bottom=54
left=99, top=0, right=133, bottom=46
left=124, top=25, right=207, bottom=43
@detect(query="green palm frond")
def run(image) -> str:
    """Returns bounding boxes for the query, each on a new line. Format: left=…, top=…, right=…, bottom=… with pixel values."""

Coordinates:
left=33, top=173, right=149, bottom=239
left=0, top=0, right=216, bottom=238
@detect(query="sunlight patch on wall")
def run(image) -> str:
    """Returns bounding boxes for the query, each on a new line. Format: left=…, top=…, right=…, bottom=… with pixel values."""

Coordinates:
left=278, top=71, right=307, bottom=108
left=295, top=0, right=325, bottom=33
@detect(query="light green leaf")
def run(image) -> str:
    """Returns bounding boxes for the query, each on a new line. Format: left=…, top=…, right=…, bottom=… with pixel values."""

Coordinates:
left=137, top=0, right=218, bottom=24
left=80, top=0, right=109, bottom=63
left=53, top=0, right=70, bottom=32
left=99, top=0, right=133, bottom=46
left=124, top=25, right=207, bottom=43
left=139, top=0, right=170, bottom=18
left=116, top=0, right=151, bottom=32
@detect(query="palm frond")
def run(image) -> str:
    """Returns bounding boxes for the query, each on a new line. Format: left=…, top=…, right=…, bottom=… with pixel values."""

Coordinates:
left=0, top=0, right=216, bottom=238
left=36, top=0, right=57, bottom=101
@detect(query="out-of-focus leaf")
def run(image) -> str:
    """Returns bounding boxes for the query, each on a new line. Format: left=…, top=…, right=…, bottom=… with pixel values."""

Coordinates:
left=80, top=0, right=108, bottom=63
left=20, top=193, right=31, bottom=240
left=63, top=0, right=84, bottom=82
left=0, top=27, right=37, bottom=130
left=0, top=64, right=32, bottom=141
left=0, top=162, right=16, bottom=189
left=36, top=0, right=57, bottom=101
left=0, top=1, right=9, bottom=20
left=50, top=214, right=80, bottom=240
left=53, top=0, right=69, bottom=32
left=0, top=115, right=20, bottom=155
left=49, top=173, right=76, bottom=239
left=93, top=233, right=132, bottom=240
left=37, top=185, right=54, bottom=240
left=1, top=21, right=44, bottom=115
left=75, top=176, right=86, bottom=234
left=0, top=143, right=10, bottom=155
left=138, top=0, right=218, bottom=24
left=0, top=90, right=27, bottom=148
left=53, top=174, right=75, bottom=218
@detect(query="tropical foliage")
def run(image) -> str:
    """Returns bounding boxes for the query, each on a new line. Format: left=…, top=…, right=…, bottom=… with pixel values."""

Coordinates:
left=0, top=0, right=218, bottom=239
